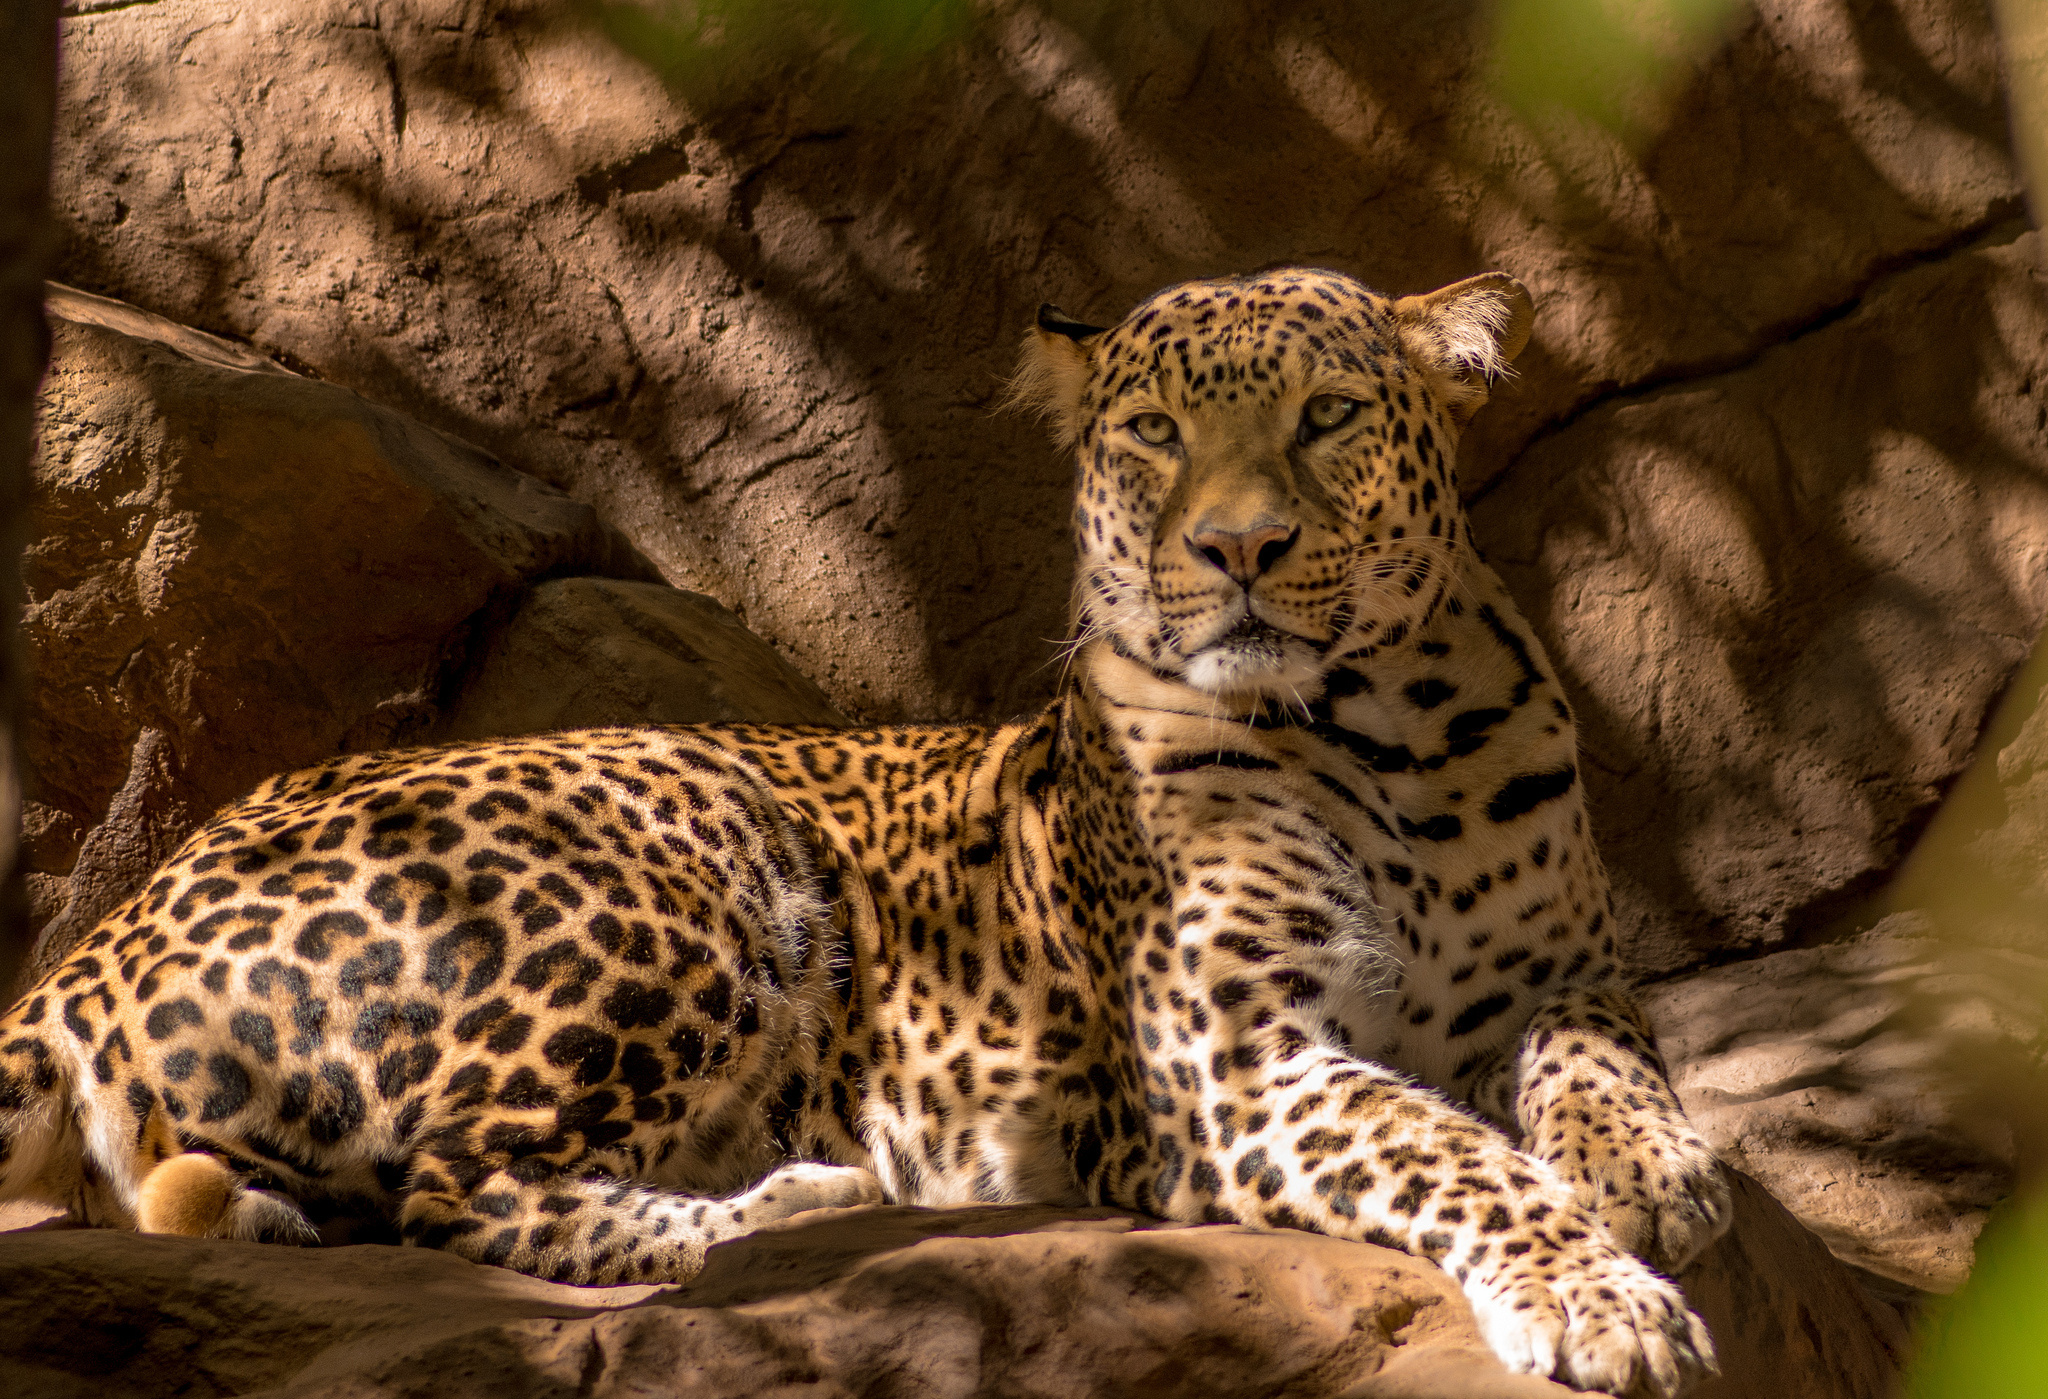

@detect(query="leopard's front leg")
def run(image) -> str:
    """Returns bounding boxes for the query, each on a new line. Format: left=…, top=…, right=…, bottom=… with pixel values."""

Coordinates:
left=1118, top=842, right=1714, bottom=1394
left=1148, top=1038, right=1715, bottom=1397
left=1475, top=986, right=1732, bottom=1276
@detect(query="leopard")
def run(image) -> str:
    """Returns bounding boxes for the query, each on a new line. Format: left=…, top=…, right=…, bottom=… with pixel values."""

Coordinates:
left=0, top=266, right=1731, bottom=1396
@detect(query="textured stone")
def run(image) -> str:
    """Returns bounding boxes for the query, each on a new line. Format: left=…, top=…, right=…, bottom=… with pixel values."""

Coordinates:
left=0, top=0, right=58, bottom=996
left=1678, top=1173, right=1908, bottom=1399
left=1640, top=630, right=2048, bottom=1296
left=46, top=0, right=2023, bottom=727
left=434, top=575, right=845, bottom=742
left=0, top=1179, right=1901, bottom=1399
left=20, top=284, right=660, bottom=984
left=1473, top=229, right=2048, bottom=974
left=1478, top=229, right=2048, bottom=1293
left=1642, top=916, right=2039, bottom=1294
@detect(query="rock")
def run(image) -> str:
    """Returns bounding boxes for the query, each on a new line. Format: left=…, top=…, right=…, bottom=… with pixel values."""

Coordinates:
left=19, top=285, right=672, bottom=983
left=1676, top=1172, right=1909, bottom=1399
left=1641, top=916, right=2040, bottom=1294
left=1641, top=622, right=2048, bottom=1297
left=0, top=1209, right=1567, bottom=1399
left=1473, top=228, right=2048, bottom=976
left=45, top=0, right=2024, bottom=728
left=0, top=0, right=59, bottom=996
left=0, top=1176, right=1899, bottom=1399
left=434, top=576, right=845, bottom=741
left=1627, top=601, right=2048, bottom=1297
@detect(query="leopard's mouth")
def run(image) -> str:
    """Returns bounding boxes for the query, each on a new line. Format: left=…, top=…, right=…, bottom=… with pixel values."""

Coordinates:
left=1181, top=615, right=1324, bottom=698
left=1212, top=614, right=1295, bottom=656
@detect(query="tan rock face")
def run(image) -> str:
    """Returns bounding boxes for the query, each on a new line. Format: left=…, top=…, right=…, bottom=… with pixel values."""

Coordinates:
left=1475, top=230, right=2048, bottom=975
left=435, top=576, right=845, bottom=741
left=0, top=1181, right=1901, bottom=1399
left=1652, top=628, right=2048, bottom=1296
left=1642, top=915, right=2038, bottom=1294
left=20, top=287, right=829, bottom=984
left=0, top=0, right=59, bottom=997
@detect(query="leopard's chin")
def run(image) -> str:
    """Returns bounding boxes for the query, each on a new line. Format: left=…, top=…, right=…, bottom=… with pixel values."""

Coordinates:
left=1180, top=617, right=1324, bottom=700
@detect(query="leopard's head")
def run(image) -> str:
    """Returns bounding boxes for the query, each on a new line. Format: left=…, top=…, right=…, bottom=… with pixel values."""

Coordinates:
left=1013, top=267, right=1532, bottom=702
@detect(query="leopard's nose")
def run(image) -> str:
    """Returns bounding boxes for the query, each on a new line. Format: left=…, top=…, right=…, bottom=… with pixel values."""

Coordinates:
left=1187, top=523, right=1299, bottom=588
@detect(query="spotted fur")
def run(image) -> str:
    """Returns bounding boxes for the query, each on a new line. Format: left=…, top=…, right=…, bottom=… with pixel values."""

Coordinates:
left=0, top=268, right=1728, bottom=1396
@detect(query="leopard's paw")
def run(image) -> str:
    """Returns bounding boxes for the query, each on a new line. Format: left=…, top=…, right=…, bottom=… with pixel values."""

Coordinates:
left=737, top=1161, right=886, bottom=1224
left=1571, top=1122, right=1731, bottom=1276
left=137, top=1152, right=316, bottom=1244
left=1467, top=1227, right=1716, bottom=1398
left=1636, top=1128, right=1732, bottom=1276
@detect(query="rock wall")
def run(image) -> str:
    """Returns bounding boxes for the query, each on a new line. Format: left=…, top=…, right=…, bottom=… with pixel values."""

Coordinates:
left=0, top=0, right=58, bottom=995
left=1644, top=914, right=2036, bottom=1294
left=44, top=0, right=2048, bottom=985
left=1476, top=228, right=2048, bottom=975
left=1640, top=630, right=2048, bottom=1297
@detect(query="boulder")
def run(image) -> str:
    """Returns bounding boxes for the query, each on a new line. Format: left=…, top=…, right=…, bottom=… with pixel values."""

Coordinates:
left=1626, top=558, right=2048, bottom=1296
left=20, top=286, right=832, bottom=987
left=1473, top=229, right=2048, bottom=976
left=0, top=1173, right=1902, bottom=1399
left=434, top=575, right=845, bottom=741
left=1679, top=1172, right=1909, bottom=1399
left=1642, top=916, right=2038, bottom=1294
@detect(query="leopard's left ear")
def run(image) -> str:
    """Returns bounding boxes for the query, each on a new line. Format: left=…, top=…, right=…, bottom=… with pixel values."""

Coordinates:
left=1392, top=273, right=1534, bottom=425
left=1004, top=303, right=1106, bottom=448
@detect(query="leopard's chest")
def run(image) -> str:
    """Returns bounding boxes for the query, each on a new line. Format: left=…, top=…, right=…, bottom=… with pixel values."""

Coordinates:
left=1304, top=679, right=1603, bottom=1089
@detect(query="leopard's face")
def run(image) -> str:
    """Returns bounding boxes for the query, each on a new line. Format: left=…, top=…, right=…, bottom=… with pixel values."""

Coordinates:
left=1016, top=268, right=1533, bottom=702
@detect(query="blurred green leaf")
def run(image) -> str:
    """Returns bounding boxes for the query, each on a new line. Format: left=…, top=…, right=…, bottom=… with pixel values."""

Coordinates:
left=1488, top=0, right=1742, bottom=143
left=586, top=0, right=974, bottom=96
left=1907, top=1186, right=2048, bottom=1399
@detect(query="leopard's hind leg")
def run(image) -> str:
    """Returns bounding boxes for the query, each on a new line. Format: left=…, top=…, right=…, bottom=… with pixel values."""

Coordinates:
left=398, top=1159, right=883, bottom=1283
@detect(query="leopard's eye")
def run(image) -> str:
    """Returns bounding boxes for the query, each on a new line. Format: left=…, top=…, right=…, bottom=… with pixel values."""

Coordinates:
left=1303, top=395, right=1358, bottom=433
left=1129, top=412, right=1179, bottom=446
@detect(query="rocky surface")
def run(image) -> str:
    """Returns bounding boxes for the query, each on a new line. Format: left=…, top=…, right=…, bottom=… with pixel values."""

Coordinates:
left=434, top=576, right=845, bottom=742
left=1643, top=916, right=2038, bottom=1294
left=0, top=0, right=58, bottom=996
left=44, top=0, right=2048, bottom=986
left=0, top=1174, right=1903, bottom=1399
left=1476, top=227, right=2048, bottom=976
left=1634, top=620, right=2048, bottom=1297
left=18, top=286, right=832, bottom=987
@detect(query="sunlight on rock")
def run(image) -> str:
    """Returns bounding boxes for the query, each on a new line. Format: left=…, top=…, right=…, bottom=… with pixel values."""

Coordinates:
left=1488, top=0, right=1742, bottom=144
left=991, top=8, right=1225, bottom=267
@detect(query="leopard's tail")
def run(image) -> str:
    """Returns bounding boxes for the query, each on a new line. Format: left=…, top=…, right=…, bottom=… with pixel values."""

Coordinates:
left=1, top=975, right=316, bottom=1240
left=0, top=982, right=93, bottom=1217
left=0, top=964, right=196, bottom=1229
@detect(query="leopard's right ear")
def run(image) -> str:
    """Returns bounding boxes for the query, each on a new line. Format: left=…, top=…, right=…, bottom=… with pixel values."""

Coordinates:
left=1003, top=303, right=1105, bottom=448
